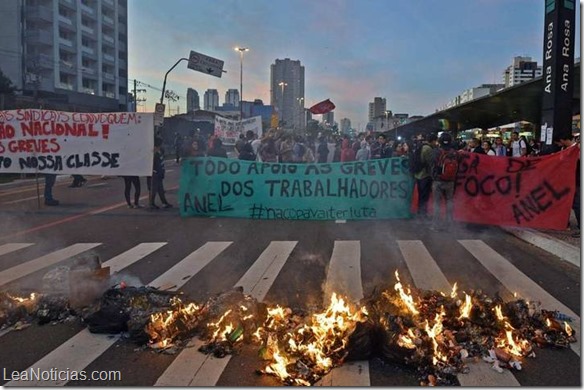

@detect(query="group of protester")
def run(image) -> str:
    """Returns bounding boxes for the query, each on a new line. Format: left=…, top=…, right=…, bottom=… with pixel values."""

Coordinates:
left=410, top=131, right=580, bottom=236
left=229, top=128, right=410, bottom=164
left=42, top=126, right=580, bottom=237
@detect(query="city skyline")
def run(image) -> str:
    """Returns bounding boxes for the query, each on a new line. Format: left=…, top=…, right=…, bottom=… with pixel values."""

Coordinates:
left=128, top=0, right=581, bottom=128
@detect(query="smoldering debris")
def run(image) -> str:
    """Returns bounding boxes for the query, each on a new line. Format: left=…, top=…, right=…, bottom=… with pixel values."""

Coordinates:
left=0, top=267, right=578, bottom=386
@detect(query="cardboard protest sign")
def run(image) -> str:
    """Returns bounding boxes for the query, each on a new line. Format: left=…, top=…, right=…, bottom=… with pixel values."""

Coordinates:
left=453, top=146, right=579, bottom=229
left=0, top=109, right=154, bottom=176
left=179, top=157, right=414, bottom=220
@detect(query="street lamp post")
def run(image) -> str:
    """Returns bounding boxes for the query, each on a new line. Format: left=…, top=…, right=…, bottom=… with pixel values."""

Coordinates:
left=278, top=81, right=287, bottom=127
left=297, top=97, right=304, bottom=132
left=234, top=47, right=249, bottom=121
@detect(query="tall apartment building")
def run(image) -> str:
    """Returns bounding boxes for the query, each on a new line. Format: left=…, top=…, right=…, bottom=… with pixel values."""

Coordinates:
left=0, top=0, right=128, bottom=111
left=203, top=88, right=219, bottom=111
left=503, top=56, right=542, bottom=88
left=186, top=88, right=199, bottom=112
left=368, top=97, right=387, bottom=122
left=225, top=88, right=239, bottom=107
left=270, top=58, right=305, bottom=131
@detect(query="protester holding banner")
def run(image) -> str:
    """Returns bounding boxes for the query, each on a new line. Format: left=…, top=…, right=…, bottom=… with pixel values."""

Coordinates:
left=122, top=176, right=142, bottom=208
left=430, top=132, right=459, bottom=231
left=238, top=130, right=257, bottom=161
left=557, top=134, right=580, bottom=237
left=44, top=174, right=59, bottom=206
left=414, top=133, right=437, bottom=220
left=340, top=138, right=356, bottom=162
left=148, top=137, right=172, bottom=210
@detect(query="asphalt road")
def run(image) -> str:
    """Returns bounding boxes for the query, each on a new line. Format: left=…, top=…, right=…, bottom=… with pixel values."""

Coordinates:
left=0, top=162, right=580, bottom=386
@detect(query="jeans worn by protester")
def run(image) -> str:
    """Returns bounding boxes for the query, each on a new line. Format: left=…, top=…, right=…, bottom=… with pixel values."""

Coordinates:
left=44, top=174, right=59, bottom=206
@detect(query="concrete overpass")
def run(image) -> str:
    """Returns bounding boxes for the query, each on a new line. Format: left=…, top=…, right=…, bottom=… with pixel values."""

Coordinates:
left=394, top=62, right=580, bottom=140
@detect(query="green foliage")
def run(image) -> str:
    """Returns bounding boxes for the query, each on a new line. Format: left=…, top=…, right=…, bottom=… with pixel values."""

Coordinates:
left=0, top=68, right=16, bottom=95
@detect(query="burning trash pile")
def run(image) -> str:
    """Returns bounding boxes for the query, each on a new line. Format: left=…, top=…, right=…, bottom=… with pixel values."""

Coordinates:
left=138, top=270, right=577, bottom=386
left=0, top=264, right=577, bottom=387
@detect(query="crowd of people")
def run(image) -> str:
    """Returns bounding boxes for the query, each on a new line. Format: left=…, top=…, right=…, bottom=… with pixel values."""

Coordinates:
left=41, top=127, right=580, bottom=238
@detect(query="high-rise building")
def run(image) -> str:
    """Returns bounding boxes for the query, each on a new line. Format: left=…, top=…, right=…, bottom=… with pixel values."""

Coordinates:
left=503, top=56, right=542, bottom=87
left=322, top=111, right=334, bottom=125
left=368, top=97, right=387, bottom=122
left=225, top=88, right=239, bottom=107
left=270, top=58, right=305, bottom=131
left=340, top=118, right=351, bottom=134
left=0, top=0, right=129, bottom=111
left=203, top=89, right=219, bottom=111
left=186, top=88, right=200, bottom=113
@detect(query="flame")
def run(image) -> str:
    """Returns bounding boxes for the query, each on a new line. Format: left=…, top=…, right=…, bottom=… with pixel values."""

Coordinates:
left=546, top=318, right=552, bottom=327
left=496, top=322, right=531, bottom=357
left=425, top=307, right=448, bottom=365
left=259, top=292, right=366, bottom=384
left=208, top=309, right=234, bottom=341
left=458, top=293, right=472, bottom=319
left=394, top=270, right=419, bottom=316
left=564, top=322, right=573, bottom=337
left=450, top=282, right=458, bottom=299
left=7, top=292, right=38, bottom=303
left=398, top=328, right=417, bottom=349
left=146, top=297, right=201, bottom=347
left=494, top=305, right=506, bottom=321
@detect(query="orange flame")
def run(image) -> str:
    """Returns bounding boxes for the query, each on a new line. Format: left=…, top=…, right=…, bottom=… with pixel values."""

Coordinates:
left=394, top=270, right=419, bottom=316
left=458, top=294, right=472, bottom=319
left=564, top=322, right=573, bottom=337
left=450, top=282, right=458, bottom=299
left=496, top=322, right=531, bottom=357
left=425, top=307, right=448, bottom=365
left=494, top=305, right=506, bottom=321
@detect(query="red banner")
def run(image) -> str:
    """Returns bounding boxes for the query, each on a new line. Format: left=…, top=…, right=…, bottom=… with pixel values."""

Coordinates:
left=309, top=99, right=336, bottom=115
left=452, top=146, right=579, bottom=229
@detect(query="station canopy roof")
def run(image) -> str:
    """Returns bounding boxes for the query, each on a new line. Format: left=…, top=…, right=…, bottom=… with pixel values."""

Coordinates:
left=397, top=62, right=581, bottom=139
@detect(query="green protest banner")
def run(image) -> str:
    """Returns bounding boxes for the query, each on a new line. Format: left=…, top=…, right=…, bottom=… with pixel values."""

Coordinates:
left=179, top=157, right=414, bottom=220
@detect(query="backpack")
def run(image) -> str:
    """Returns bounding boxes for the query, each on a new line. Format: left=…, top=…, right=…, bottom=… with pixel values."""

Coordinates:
left=408, top=141, right=425, bottom=174
left=238, top=142, right=256, bottom=161
left=433, top=149, right=459, bottom=181
left=524, top=140, right=532, bottom=156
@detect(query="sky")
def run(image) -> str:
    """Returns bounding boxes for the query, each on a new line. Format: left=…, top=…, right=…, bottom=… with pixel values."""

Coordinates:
left=128, top=0, right=581, bottom=129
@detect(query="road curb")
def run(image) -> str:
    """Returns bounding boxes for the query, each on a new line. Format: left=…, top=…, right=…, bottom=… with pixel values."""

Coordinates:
left=0, top=175, right=70, bottom=189
left=502, top=227, right=580, bottom=268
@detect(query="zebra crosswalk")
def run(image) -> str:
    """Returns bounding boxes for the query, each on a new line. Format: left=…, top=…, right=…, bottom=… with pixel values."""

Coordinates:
left=0, top=238, right=580, bottom=386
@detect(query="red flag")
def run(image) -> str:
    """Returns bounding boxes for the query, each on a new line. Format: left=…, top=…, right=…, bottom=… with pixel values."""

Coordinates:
left=309, top=99, right=335, bottom=115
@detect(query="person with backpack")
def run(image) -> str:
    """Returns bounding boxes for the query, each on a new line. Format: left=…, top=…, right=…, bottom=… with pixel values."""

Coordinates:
left=429, top=132, right=460, bottom=231
left=238, top=130, right=257, bottom=161
left=411, top=133, right=437, bottom=220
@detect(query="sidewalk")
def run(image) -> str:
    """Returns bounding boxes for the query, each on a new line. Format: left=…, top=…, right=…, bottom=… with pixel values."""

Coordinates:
left=502, top=213, right=581, bottom=268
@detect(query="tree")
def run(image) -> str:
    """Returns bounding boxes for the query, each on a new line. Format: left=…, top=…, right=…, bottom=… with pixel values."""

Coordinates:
left=0, top=67, right=16, bottom=95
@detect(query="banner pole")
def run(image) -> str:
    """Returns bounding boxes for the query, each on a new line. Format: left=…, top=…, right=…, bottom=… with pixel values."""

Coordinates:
left=35, top=172, right=40, bottom=209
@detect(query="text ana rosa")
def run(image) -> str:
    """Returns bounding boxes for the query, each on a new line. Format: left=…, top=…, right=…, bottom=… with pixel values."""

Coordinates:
left=188, top=158, right=409, bottom=176
left=0, top=109, right=140, bottom=124
left=0, top=152, right=120, bottom=171
left=0, top=121, right=111, bottom=141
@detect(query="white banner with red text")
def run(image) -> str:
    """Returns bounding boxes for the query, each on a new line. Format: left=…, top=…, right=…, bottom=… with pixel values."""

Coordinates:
left=0, top=109, right=154, bottom=176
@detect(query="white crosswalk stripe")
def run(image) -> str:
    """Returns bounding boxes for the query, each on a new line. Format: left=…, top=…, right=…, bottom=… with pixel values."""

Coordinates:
left=0, top=243, right=34, bottom=257
left=398, top=240, right=521, bottom=387
left=6, top=241, right=232, bottom=386
left=317, top=240, right=370, bottom=386
left=0, top=243, right=101, bottom=287
left=458, top=239, right=581, bottom=357
left=0, top=238, right=579, bottom=387
left=102, top=242, right=167, bottom=274
left=155, top=241, right=298, bottom=387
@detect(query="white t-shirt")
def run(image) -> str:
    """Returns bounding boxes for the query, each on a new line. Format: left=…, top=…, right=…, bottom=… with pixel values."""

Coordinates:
left=511, top=139, right=526, bottom=157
